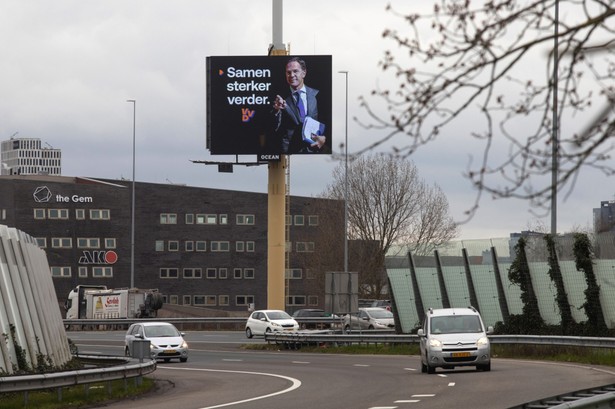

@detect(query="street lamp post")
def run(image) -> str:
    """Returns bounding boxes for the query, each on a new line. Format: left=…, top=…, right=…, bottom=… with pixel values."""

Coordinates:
left=339, top=71, right=349, bottom=273
left=126, top=99, right=136, bottom=288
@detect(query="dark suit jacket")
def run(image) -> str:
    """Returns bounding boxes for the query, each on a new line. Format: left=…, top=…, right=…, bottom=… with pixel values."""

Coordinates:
left=273, top=86, right=320, bottom=154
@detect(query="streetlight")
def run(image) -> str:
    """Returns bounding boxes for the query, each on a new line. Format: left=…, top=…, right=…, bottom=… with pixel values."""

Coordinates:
left=339, top=71, right=349, bottom=273
left=126, top=99, right=136, bottom=288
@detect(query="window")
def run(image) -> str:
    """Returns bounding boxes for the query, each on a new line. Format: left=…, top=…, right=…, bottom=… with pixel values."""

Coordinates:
left=78, top=266, right=88, bottom=278
left=236, top=214, right=255, bottom=225
left=155, top=240, right=164, bottom=251
left=185, top=214, right=194, bottom=224
left=183, top=295, right=191, bottom=305
left=219, top=295, right=229, bottom=306
left=286, top=268, right=302, bottom=279
left=160, top=268, right=179, bottom=279
left=219, top=268, right=228, bottom=279
left=35, top=237, right=47, bottom=248
left=196, top=241, right=207, bottom=251
left=105, top=238, right=116, bottom=249
left=243, top=268, right=255, bottom=279
left=51, top=266, right=71, bottom=277
left=206, top=268, right=217, bottom=279
left=169, top=295, right=178, bottom=305
left=160, top=213, right=177, bottom=224
left=308, top=215, right=319, bottom=226
left=51, top=237, right=72, bottom=248
left=34, top=209, right=46, bottom=219
left=193, top=295, right=205, bottom=305
left=285, top=215, right=291, bottom=225
left=92, top=267, right=113, bottom=277
left=236, top=295, right=254, bottom=306
left=77, top=238, right=100, bottom=248
left=211, top=241, right=230, bottom=252
left=294, top=215, right=304, bottom=226
left=168, top=240, right=179, bottom=251
left=196, top=214, right=217, bottom=224
left=205, top=295, right=217, bottom=306
left=48, top=209, right=69, bottom=219
left=0, top=209, right=5, bottom=220
left=246, top=241, right=255, bottom=252
left=219, top=214, right=228, bottom=224
left=285, top=241, right=292, bottom=252
left=287, top=295, right=306, bottom=306
left=236, top=241, right=245, bottom=252
left=185, top=241, right=194, bottom=252
left=75, top=209, right=86, bottom=220
left=90, top=209, right=110, bottom=220
left=183, top=268, right=202, bottom=279
left=296, top=242, right=315, bottom=252
left=308, top=295, right=319, bottom=306
left=234, top=268, right=242, bottom=279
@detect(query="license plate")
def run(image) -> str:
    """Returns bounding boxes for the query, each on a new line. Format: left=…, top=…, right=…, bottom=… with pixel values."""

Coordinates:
left=164, top=349, right=176, bottom=354
left=451, top=352, right=471, bottom=358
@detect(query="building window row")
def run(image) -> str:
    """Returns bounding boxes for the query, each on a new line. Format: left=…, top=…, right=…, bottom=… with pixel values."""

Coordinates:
left=155, top=240, right=248, bottom=252
left=286, top=215, right=319, bottom=226
left=52, top=266, right=114, bottom=278
left=34, top=208, right=110, bottom=220
left=37, top=237, right=116, bottom=249
left=159, top=267, right=255, bottom=279
left=161, top=213, right=252, bottom=225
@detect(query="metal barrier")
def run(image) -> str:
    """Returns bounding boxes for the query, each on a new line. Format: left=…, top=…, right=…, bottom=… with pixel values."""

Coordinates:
left=0, top=355, right=156, bottom=396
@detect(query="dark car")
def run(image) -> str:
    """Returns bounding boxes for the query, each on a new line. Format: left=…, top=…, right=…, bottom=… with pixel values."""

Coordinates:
left=292, top=309, right=337, bottom=329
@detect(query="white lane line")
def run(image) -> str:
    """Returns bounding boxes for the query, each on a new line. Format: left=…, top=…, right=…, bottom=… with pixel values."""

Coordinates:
left=158, top=366, right=301, bottom=409
left=222, top=359, right=242, bottom=362
left=354, top=364, right=370, bottom=367
left=412, top=394, right=435, bottom=398
left=368, top=407, right=397, bottom=409
left=437, top=374, right=448, bottom=378
left=395, top=400, right=420, bottom=403
left=404, top=367, right=417, bottom=371
left=292, top=361, right=310, bottom=364
left=448, top=382, right=455, bottom=386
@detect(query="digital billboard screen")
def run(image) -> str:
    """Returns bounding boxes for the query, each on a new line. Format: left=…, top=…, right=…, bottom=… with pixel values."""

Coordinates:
left=206, top=55, right=332, bottom=156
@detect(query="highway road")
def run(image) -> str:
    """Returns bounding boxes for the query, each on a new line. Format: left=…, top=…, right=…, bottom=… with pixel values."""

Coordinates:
left=69, top=330, right=615, bottom=409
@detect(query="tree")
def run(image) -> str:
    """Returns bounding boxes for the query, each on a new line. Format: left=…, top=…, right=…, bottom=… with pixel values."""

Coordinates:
left=321, top=153, right=458, bottom=297
left=361, top=1, right=615, bottom=217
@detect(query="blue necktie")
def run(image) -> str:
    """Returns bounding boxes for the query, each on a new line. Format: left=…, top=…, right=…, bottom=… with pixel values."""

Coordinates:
left=295, top=91, right=306, bottom=122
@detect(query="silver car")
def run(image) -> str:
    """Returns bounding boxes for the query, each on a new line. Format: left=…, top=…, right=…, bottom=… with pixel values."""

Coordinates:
left=343, top=307, right=395, bottom=332
left=418, top=307, right=492, bottom=373
left=125, top=322, right=188, bottom=362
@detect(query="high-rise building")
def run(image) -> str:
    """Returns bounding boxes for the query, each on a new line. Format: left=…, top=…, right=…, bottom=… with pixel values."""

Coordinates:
left=593, top=200, right=615, bottom=233
left=1, top=136, right=62, bottom=176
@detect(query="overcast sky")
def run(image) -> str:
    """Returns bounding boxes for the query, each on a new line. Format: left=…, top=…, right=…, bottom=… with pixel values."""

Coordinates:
left=1, top=0, right=610, bottom=240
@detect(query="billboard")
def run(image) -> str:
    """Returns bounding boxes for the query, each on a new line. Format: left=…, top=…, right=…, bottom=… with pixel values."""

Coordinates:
left=206, top=55, right=332, bottom=156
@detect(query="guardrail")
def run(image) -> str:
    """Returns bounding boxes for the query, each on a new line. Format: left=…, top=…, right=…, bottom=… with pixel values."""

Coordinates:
left=0, top=355, right=156, bottom=403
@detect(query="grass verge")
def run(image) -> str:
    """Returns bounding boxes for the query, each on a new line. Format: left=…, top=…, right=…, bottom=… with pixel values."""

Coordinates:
left=0, top=377, right=155, bottom=409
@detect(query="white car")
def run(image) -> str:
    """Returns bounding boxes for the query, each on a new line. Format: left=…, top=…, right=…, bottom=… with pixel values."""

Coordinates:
left=245, top=309, right=299, bottom=338
left=125, top=322, right=188, bottom=362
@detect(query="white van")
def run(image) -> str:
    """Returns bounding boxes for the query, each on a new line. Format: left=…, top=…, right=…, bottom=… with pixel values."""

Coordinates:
left=417, top=306, right=493, bottom=374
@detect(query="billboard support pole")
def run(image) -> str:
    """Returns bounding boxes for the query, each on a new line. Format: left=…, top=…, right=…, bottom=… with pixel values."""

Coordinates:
left=267, top=0, right=288, bottom=311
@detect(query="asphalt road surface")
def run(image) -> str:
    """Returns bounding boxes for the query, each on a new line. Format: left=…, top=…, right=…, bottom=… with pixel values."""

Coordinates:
left=69, top=331, right=615, bottom=409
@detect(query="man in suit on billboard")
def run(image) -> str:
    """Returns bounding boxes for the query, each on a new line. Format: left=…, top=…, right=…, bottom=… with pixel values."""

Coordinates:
left=272, top=57, right=326, bottom=154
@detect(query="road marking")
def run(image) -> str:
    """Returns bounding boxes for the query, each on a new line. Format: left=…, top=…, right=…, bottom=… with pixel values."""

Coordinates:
left=404, top=367, right=416, bottom=371
left=159, top=366, right=301, bottom=409
left=437, top=374, right=448, bottom=378
left=448, top=382, right=455, bottom=386
left=412, top=394, right=435, bottom=397
left=368, top=407, right=397, bottom=409
left=354, top=364, right=370, bottom=367
left=292, top=361, right=310, bottom=364
left=395, top=400, right=420, bottom=403
left=221, top=359, right=242, bottom=362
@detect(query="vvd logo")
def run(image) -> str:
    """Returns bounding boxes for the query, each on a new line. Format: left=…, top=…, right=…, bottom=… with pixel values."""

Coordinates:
left=241, top=107, right=255, bottom=122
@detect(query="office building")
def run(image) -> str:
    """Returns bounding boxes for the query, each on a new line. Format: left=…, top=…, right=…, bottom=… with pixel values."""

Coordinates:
left=1, top=136, right=62, bottom=176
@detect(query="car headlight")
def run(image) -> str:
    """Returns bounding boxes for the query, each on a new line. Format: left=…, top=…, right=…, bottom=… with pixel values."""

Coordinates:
left=271, top=322, right=281, bottom=327
left=428, top=338, right=442, bottom=348
left=477, top=336, right=489, bottom=347
left=181, top=340, right=188, bottom=349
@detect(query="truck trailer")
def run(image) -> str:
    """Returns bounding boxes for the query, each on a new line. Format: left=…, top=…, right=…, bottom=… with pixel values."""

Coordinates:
left=65, top=285, right=163, bottom=319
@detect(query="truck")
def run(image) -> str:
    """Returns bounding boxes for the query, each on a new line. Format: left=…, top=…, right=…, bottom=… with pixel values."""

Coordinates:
left=65, top=285, right=164, bottom=319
